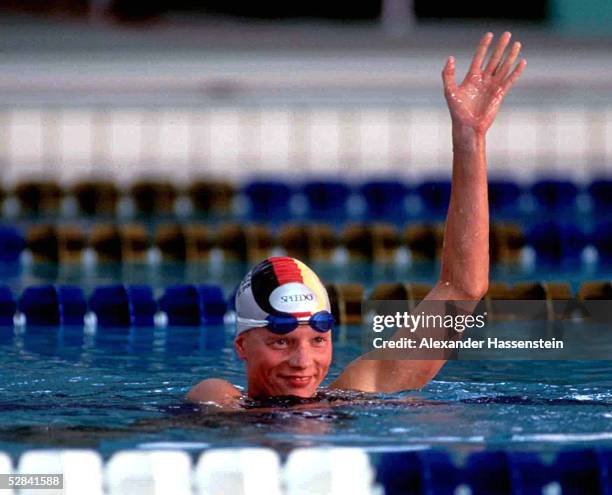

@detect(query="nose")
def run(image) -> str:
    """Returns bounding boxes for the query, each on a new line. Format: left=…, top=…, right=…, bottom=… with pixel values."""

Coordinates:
left=288, top=344, right=313, bottom=369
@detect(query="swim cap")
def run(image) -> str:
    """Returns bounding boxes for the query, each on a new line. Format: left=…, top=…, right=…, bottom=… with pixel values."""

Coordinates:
left=235, top=256, right=331, bottom=337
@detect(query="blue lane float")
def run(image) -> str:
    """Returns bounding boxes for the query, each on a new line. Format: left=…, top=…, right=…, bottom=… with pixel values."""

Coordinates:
left=243, top=181, right=293, bottom=219
left=159, top=284, right=227, bottom=326
left=0, top=226, right=25, bottom=263
left=360, top=180, right=408, bottom=219
left=463, top=451, right=550, bottom=495
left=375, top=450, right=458, bottom=495
left=0, top=286, right=16, bottom=326
left=527, top=221, right=586, bottom=265
left=18, top=285, right=87, bottom=326
left=89, top=285, right=156, bottom=328
left=555, top=449, right=612, bottom=495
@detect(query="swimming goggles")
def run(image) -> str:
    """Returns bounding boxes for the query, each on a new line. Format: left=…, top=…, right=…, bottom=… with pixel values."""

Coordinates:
left=237, top=310, right=335, bottom=335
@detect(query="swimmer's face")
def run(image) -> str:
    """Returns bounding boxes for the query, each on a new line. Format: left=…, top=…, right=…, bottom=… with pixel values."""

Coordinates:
left=234, top=325, right=332, bottom=398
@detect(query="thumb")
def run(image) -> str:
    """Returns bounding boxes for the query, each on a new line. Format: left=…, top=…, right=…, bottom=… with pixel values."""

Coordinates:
left=442, top=56, right=456, bottom=92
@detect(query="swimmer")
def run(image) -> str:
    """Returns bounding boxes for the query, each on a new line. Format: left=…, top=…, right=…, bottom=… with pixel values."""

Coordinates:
left=188, top=32, right=526, bottom=407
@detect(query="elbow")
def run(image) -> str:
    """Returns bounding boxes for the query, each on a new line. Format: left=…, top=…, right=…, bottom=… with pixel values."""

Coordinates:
left=461, top=280, right=489, bottom=300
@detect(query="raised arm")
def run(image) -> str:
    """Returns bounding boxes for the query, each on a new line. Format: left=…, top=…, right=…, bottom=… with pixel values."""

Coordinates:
left=330, top=32, right=526, bottom=393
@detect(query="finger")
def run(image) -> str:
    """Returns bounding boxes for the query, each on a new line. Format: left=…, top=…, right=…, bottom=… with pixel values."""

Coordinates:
left=468, top=32, right=493, bottom=75
left=442, top=56, right=456, bottom=92
left=495, top=41, right=522, bottom=80
left=484, top=31, right=511, bottom=75
left=502, top=59, right=527, bottom=93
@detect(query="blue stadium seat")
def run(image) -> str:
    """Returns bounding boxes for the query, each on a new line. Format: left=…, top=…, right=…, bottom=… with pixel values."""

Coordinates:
left=464, top=451, right=549, bottom=495
left=301, top=181, right=351, bottom=219
left=416, top=180, right=451, bottom=217
left=90, top=285, right=156, bottom=327
left=360, top=180, right=408, bottom=219
left=243, top=181, right=293, bottom=219
left=159, top=284, right=227, bottom=326
left=527, top=221, right=586, bottom=265
left=531, top=179, right=578, bottom=211
left=376, top=450, right=458, bottom=495
left=592, top=220, right=612, bottom=264
left=0, top=286, right=16, bottom=326
left=0, top=226, right=25, bottom=263
left=18, top=285, right=87, bottom=326
left=588, top=179, right=612, bottom=214
left=554, top=449, right=611, bottom=495
left=488, top=180, right=522, bottom=214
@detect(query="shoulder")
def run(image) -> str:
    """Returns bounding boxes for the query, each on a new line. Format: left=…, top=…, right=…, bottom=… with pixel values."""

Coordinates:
left=186, top=378, right=242, bottom=405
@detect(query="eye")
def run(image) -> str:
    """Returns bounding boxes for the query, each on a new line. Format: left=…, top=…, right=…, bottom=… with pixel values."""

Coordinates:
left=313, top=336, right=328, bottom=345
left=270, top=338, right=288, bottom=348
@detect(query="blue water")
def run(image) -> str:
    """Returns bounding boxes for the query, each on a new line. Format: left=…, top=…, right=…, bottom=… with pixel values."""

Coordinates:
left=0, top=321, right=611, bottom=461
left=0, top=260, right=611, bottom=461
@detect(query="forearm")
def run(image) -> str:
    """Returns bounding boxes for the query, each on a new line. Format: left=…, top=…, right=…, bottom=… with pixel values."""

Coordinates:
left=439, top=124, right=489, bottom=300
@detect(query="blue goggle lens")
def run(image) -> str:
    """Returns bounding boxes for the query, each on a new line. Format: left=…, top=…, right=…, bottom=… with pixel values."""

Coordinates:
left=265, top=311, right=334, bottom=334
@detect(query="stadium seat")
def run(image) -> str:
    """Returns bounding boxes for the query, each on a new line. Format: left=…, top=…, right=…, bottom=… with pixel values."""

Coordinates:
left=527, top=221, right=586, bottom=265
left=26, top=225, right=86, bottom=263
left=89, top=285, right=156, bottom=327
left=489, top=223, right=525, bottom=264
left=488, top=180, right=522, bottom=215
left=243, top=180, right=293, bottom=219
left=216, top=224, right=274, bottom=261
left=360, top=180, right=408, bottom=219
left=73, top=180, right=119, bottom=216
left=370, top=282, right=432, bottom=307
left=403, top=223, right=444, bottom=261
left=14, top=180, right=63, bottom=215
left=301, top=181, right=351, bottom=219
left=159, top=284, right=227, bottom=326
left=342, top=223, right=399, bottom=261
left=587, top=179, right=612, bottom=215
left=591, top=220, right=612, bottom=264
left=325, top=283, right=364, bottom=325
left=279, top=224, right=337, bottom=261
left=0, top=226, right=25, bottom=263
left=376, top=450, right=458, bottom=495
left=416, top=180, right=451, bottom=218
left=130, top=180, right=177, bottom=216
left=531, top=179, right=578, bottom=212
left=18, top=285, right=87, bottom=326
left=188, top=180, right=235, bottom=215
left=90, top=224, right=149, bottom=262
left=155, top=224, right=212, bottom=262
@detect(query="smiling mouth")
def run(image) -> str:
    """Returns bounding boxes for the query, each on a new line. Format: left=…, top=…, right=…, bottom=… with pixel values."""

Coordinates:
left=281, top=376, right=314, bottom=387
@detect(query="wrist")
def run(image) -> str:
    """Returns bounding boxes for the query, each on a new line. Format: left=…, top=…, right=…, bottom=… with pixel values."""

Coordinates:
left=452, top=124, right=486, bottom=153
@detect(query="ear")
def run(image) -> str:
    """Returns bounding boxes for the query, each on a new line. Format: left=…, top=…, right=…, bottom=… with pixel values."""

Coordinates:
left=234, top=334, right=248, bottom=361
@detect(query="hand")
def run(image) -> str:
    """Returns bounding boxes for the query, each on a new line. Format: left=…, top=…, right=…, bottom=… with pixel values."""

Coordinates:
left=443, top=32, right=526, bottom=135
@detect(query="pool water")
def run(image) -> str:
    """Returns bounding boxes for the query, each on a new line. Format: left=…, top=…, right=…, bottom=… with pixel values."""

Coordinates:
left=1, top=317, right=611, bottom=461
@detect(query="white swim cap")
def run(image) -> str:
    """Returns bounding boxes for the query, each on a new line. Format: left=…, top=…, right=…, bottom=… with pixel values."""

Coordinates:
left=235, top=256, right=331, bottom=337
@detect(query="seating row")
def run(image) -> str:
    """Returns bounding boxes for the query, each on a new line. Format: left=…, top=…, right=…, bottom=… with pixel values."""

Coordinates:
left=1, top=280, right=610, bottom=328
left=0, top=446, right=610, bottom=495
left=1, top=220, right=611, bottom=264
left=2, top=178, right=611, bottom=218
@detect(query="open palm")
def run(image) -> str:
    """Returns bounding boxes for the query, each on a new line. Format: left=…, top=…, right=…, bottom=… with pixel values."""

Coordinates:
left=443, top=32, right=526, bottom=134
